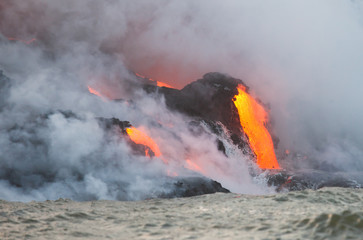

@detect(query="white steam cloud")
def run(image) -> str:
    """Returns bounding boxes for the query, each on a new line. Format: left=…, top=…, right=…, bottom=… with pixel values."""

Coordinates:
left=122, top=0, right=363, bottom=171
left=1, top=0, right=363, bottom=201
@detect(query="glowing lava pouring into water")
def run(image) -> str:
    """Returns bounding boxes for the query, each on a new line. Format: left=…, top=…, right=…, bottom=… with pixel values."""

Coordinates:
left=233, top=84, right=280, bottom=169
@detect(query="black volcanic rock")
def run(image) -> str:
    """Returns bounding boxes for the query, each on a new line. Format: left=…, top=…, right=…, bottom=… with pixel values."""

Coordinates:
left=143, top=72, right=256, bottom=153
left=140, top=72, right=363, bottom=192
left=267, top=170, right=362, bottom=192
left=97, top=117, right=131, bottom=134
left=159, top=72, right=247, bottom=137
left=161, top=176, right=230, bottom=198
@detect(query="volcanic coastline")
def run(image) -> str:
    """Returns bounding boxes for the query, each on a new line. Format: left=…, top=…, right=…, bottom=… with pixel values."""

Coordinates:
left=1, top=69, right=361, bottom=201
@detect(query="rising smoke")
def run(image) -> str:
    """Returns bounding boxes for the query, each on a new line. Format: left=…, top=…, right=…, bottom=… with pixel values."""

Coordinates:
left=1, top=0, right=363, bottom=201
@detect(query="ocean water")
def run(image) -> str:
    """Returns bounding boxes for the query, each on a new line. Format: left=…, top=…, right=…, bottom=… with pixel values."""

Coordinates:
left=0, top=187, right=362, bottom=239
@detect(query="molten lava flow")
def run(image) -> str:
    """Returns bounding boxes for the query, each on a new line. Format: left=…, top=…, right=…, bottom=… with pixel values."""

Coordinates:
left=156, top=81, right=173, bottom=88
left=87, top=85, right=115, bottom=100
left=126, top=127, right=164, bottom=160
left=135, top=72, right=174, bottom=88
left=88, top=86, right=103, bottom=97
left=233, top=85, right=280, bottom=169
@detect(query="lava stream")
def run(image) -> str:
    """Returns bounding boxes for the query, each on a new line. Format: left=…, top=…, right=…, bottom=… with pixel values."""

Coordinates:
left=135, top=73, right=174, bottom=88
left=233, top=85, right=280, bottom=169
left=88, top=86, right=103, bottom=97
left=126, top=127, right=164, bottom=161
left=87, top=86, right=115, bottom=100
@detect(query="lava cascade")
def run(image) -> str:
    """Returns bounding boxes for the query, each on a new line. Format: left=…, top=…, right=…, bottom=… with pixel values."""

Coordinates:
left=126, top=127, right=163, bottom=159
left=233, top=84, right=280, bottom=169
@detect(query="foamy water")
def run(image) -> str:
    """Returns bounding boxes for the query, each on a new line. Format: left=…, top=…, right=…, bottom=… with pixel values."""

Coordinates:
left=1, top=187, right=362, bottom=239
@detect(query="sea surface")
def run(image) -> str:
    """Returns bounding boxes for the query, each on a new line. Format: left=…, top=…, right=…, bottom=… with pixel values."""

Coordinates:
left=1, top=187, right=362, bottom=240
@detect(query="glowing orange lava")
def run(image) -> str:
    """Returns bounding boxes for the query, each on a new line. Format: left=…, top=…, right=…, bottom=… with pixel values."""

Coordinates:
left=88, top=86, right=103, bottom=97
left=233, top=85, right=280, bottom=169
left=126, top=127, right=163, bottom=160
left=135, top=73, right=174, bottom=88
left=156, top=81, right=173, bottom=88
left=87, top=85, right=115, bottom=100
